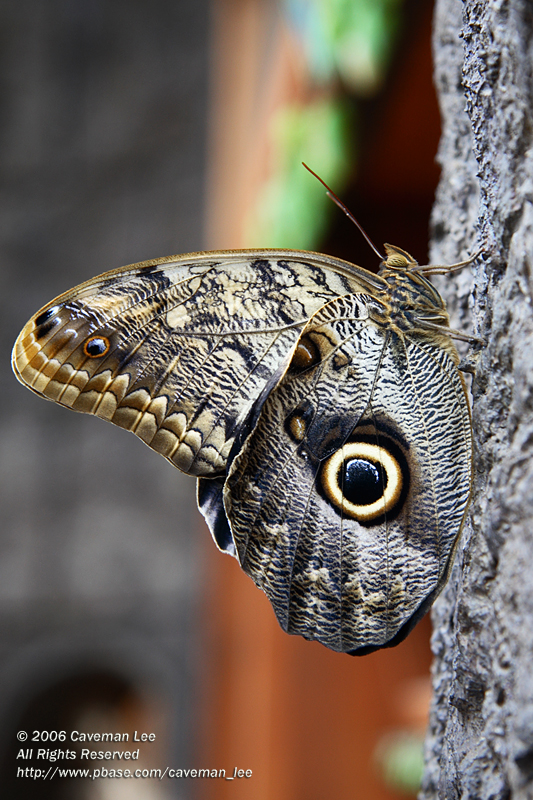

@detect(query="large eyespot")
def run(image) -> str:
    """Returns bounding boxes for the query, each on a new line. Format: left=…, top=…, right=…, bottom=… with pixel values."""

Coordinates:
left=83, top=336, right=110, bottom=358
left=320, top=437, right=408, bottom=524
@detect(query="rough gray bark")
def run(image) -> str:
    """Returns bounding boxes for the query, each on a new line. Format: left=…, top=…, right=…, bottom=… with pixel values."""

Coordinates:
left=421, top=0, right=533, bottom=798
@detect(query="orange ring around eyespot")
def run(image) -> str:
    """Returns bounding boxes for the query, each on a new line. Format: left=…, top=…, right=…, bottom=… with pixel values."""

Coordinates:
left=83, top=336, right=110, bottom=358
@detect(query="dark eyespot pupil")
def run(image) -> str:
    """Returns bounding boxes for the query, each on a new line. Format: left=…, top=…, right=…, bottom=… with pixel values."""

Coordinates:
left=340, top=458, right=386, bottom=505
left=85, top=337, right=108, bottom=356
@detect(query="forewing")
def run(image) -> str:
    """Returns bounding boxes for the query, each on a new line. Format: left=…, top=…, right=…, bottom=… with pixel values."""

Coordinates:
left=12, top=251, right=382, bottom=477
left=224, top=298, right=473, bottom=653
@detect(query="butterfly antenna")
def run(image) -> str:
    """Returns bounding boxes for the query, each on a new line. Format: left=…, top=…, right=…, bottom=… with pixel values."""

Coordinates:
left=302, top=162, right=384, bottom=261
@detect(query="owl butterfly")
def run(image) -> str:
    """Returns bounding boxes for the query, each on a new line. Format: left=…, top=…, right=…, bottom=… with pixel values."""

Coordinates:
left=12, top=241, right=475, bottom=655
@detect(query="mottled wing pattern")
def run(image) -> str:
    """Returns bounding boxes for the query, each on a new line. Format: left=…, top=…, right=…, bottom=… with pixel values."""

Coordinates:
left=12, top=250, right=384, bottom=478
left=223, top=295, right=473, bottom=653
left=12, top=245, right=474, bottom=655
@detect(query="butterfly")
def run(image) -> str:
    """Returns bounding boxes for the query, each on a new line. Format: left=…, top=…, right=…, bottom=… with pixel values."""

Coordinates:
left=12, top=242, right=475, bottom=655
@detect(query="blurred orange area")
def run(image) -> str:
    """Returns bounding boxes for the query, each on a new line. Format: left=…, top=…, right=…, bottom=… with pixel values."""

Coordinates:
left=206, top=0, right=310, bottom=249
left=198, top=534, right=432, bottom=800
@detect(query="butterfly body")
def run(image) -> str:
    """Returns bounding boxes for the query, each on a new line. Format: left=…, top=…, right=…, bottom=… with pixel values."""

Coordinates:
left=12, top=245, right=473, bottom=654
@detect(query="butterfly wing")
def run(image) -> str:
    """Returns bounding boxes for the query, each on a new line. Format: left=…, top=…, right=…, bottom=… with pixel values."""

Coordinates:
left=12, top=247, right=472, bottom=654
left=12, top=250, right=385, bottom=478
left=218, top=294, right=473, bottom=653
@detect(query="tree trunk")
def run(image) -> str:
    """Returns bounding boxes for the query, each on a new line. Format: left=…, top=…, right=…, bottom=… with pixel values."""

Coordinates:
left=422, top=0, right=533, bottom=797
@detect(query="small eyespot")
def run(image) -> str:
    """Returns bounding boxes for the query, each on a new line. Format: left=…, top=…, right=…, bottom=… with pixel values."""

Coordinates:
left=285, top=401, right=315, bottom=443
left=320, top=440, right=406, bottom=523
left=288, top=415, right=306, bottom=442
left=83, top=336, right=110, bottom=358
left=290, top=335, right=320, bottom=372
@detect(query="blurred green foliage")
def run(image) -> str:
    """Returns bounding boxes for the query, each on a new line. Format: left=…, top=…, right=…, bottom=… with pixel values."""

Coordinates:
left=285, top=0, right=403, bottom=93
left=374, top=731, right=425, bottom=795
left=245, top=99, right=353, bottom=249
left=244, top=0, right=404, bottom=250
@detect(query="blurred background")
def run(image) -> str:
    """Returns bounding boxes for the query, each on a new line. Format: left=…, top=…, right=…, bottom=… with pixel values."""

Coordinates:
left=0, top=0, right=440, bottom=797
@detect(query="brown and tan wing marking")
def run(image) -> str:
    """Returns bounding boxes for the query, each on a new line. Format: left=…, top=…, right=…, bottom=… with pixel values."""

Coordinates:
left=12, top=250, right=384, bottom=477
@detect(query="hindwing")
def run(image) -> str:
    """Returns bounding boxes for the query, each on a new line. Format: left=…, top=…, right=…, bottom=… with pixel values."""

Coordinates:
left=218, top=296, right=472, bottom=654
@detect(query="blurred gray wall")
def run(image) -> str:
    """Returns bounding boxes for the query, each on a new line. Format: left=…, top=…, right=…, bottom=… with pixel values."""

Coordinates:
left=0, top=0, right=210, bottom=796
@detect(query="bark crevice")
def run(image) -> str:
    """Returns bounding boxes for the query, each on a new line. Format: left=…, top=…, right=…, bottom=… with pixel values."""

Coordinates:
left=421, top=1, right=533, bottom=798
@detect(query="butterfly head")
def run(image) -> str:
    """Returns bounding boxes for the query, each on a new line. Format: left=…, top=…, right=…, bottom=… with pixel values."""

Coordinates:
left=381, top=244, right=418, bottom=270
